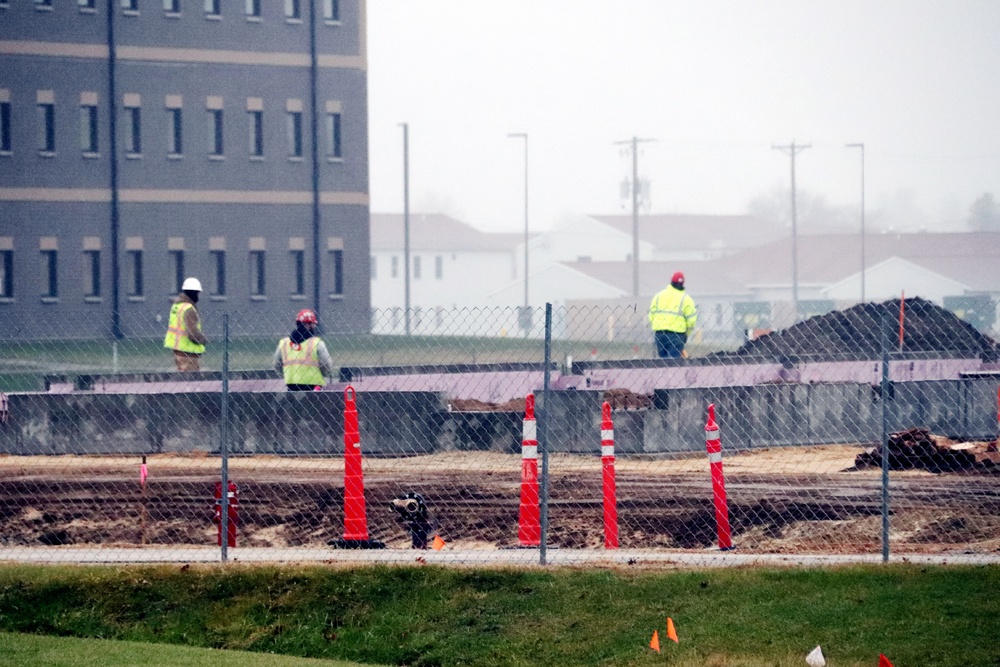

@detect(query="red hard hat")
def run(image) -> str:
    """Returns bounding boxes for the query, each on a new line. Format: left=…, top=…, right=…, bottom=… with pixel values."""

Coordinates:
left=296, top=309, right=317, bottom=324
left=671, top=271, right=685, bottom=284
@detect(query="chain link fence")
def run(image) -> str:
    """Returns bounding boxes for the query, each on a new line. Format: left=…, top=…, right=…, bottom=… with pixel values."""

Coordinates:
left=0, top=297, right=998, bottom=566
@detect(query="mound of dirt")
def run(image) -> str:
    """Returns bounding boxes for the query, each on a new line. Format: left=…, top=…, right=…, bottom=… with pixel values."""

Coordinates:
left=855, top=427, right=1000, bottom=473
left=717, top=298, right=998, bottom=361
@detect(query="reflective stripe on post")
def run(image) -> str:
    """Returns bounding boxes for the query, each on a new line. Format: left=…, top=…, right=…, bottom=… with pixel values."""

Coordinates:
left=601, top=401, right=618, bottom=549
left=705, top=403, right=733, bottom=550
left=518, top=393, right=541, bottom=547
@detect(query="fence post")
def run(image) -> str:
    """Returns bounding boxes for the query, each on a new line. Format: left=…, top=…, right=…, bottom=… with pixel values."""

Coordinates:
left=538, top=302, right=553, bottom=566
left=880, top=306, right=891, bottom=562
left=601, top=401, right=618, bottom=549
left=219, top=313, right=230, bottom=563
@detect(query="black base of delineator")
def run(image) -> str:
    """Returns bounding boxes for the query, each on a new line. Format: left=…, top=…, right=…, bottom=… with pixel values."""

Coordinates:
left=328, top=538, right=386, bottom=549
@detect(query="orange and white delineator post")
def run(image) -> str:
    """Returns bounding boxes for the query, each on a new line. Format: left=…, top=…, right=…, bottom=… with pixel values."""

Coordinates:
left=601, top=401, right=619, bottom=549
left=705, top=403, right=733, bottom=550
left=342, top=385, right=369, bottom=542
left=518, top=393, right=541, bottom=547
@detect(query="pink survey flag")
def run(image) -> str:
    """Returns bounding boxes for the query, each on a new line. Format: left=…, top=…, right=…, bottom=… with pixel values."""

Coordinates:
left=140, top=456, right=148, bottom=485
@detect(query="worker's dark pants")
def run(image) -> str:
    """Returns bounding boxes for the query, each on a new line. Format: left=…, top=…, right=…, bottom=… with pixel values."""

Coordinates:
left=286, top=384, right=317, bottom=392
left=654, top=330, right=687, bottom=358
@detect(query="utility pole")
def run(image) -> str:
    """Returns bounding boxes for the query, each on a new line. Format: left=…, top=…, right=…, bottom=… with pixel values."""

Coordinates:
left=614, top=136, right=655, bottom=298
left=846, top=143, right=866, bottom=302
left=772, top=141, right=810, bottom=316
left=507, top=132, right=529, bottom=335
left=400, top=122, right=411, bottom=336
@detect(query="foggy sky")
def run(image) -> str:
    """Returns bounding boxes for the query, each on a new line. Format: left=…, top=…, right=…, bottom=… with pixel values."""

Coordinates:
left=367, top=1, right=1000, bottom=233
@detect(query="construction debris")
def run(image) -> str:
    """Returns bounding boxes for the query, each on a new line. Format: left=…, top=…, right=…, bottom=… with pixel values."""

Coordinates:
left=854, top=427, right=1000, bottom=473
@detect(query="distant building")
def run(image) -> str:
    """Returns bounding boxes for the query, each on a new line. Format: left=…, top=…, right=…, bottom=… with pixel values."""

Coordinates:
left=0, top=0, right=370, bottom=340
left=369, top=213, right=525, bottom=335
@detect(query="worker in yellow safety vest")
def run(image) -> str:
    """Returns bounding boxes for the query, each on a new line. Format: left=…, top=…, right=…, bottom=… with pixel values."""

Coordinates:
left=273, top=309, right=336, bottom=391
left=648, top=271, right=698, bottom=359
left=163, top=277, right=209, bottom=371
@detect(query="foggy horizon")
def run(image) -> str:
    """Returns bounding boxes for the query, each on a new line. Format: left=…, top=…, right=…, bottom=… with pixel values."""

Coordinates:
left=367, top=1, right=1000, bottom=235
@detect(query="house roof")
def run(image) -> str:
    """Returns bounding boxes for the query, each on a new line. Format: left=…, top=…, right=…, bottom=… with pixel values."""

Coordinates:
left=588, top=214, right=787, bottom=254
left=370, top=213, right=525, bottom=252
left=721, top=231, right=1000, bottom=290
left=564, top=260, right=753, bottom=298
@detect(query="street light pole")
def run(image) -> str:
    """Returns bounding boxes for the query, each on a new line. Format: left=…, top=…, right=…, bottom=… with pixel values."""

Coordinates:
left=846, top=143, right=866, bottom=302
left=508, top=132, right=529, bottom=333
left=399, top=122, right=411, bottom=336
left=772, top=141, right=811, bottom=317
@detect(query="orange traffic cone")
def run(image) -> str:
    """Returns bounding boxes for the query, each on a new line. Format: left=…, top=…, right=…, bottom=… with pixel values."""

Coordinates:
left=649, top=630, right=660, bottom=653
left=879, top=654, right=894, bottom=667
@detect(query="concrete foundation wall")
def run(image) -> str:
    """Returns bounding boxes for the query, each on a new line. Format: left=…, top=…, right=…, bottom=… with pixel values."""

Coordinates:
left=1, top=377, right=997, bottom=457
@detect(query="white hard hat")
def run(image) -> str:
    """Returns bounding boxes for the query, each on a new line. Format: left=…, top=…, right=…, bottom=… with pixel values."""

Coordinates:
left=181, top=277, right=202, bottom=292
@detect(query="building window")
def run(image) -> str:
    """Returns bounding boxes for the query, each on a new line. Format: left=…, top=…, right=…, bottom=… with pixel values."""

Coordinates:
left=42, top=250, right=58, bottom=298
left=244, top=0, right=260, bottom=18
left=78, top=0, right=96, bottom=9
left=0, top=101, right=11, bottom=154
left=286, top=110, right=302, bottom=158
left=249, top=250, right=265, bottom=296
left=35, top=0, right=53, bottom=7
left=80, top=103, right=98, bottom=154
left=204, top=0, right=219, bottom=17
left=122, top=0, right=138, bottom=12
left=124, top=105, right=141, bottom=155
left=413, top=255, right=421, bottom=280
left=434, top=255, right=443, bottom=279
left=291, top=250, right=304, bottom=296
left=284, top=0, right=300, bottom=20
left=323, top=0, right=339, bottom=21
left=369, top=256, right=377, bottom=280
left=84, top=250, right=101, bottom=298
left=169, top=250, right=184, bottom=293
left=168, top=107, right=182, bottom=155
left=0, top=251, right=12, bottom=298
left=163, top=0, right=179, bottom=12
left=208, top=108, right=223, bottom=156
left=37, top=102, right=55, bottom=154
left=211, top=250, right=226, bottom=296
left=126, top=250, right=143, bottom=297
left=325, top=111, right=342, bottom=159
left=329, top=250, right=343, bottom=296
left=391, top=255, right=398, bottom=278
left=248, top=109, right=263, bottom=157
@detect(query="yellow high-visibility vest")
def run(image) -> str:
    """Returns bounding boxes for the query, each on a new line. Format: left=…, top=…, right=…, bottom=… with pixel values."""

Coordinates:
left=278, top=337, right=325, bottom=387
left=163, top=302, right=206, bottom=354
left=648, top=285, right=698, bottom=333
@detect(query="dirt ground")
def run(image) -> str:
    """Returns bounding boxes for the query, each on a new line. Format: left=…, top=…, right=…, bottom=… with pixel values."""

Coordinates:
left=1, top=446, right=998, bottom=557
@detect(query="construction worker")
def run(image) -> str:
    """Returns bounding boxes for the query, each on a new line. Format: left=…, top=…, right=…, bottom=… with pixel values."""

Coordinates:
left=648, top=271, right=698, bottom=359
left=273, top=309, right=336, bottom=391
left=163, top=277, right=208, bottom=371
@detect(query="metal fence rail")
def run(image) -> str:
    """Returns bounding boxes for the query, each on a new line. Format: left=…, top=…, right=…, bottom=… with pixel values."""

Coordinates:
left=0, top=298, right=998, bottom=566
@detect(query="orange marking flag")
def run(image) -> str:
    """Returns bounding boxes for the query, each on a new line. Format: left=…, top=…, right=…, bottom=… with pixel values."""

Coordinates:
left=666, top=617, right=679, bottom=643
left=431, top=535, right=446, bottom=551
left=649, top=630, right=660, bottom=653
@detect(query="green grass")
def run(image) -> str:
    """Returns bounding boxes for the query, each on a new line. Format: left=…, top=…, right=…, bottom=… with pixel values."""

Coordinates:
left=0, top=632, right=382, bottom=667
left=0, top=564, right=996, bottom=666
